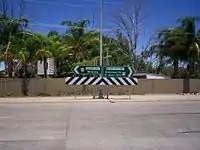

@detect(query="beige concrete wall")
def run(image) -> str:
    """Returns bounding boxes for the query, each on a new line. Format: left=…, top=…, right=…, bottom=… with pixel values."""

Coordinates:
left=0, top=78, right=200, bottom=97
left=189, top=79, right=200, bottom=92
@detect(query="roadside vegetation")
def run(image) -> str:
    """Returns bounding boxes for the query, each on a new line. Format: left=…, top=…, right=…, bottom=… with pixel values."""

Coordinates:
left=1, top=0, right=200, bottom=80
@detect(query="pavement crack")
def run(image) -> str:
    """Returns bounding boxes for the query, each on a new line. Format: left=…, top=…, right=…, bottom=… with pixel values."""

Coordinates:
left=65, top=109, right=71, bottom=137
left=178, top=130, right=200, bottom=134
left=0, top=139, right=64, bottom=143
left=65, top=120, right=70, bottom=137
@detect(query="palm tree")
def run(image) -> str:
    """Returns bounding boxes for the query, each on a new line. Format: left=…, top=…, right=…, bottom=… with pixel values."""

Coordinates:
left=156, top=28, right=186, bottom=77
left=17, top=48, right=30, bottom=95
left=0, top=15, right=28, bottom=77
left=47, top=30, right=73, bottom=76
left=61, top=20, right=99, bottom=62
left=18, top=48, right=29, bottom=76
left=50, top=40, right=73, bottom=76
left=36, top=48, right=52, bottom=78
left=30, top=33, right=52, bottom=78
left=178, top=17, right=200, bottom=75
left=152, top=17, right=200, bottom=78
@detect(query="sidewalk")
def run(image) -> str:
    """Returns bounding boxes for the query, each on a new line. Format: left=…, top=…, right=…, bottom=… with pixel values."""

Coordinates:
left=0, top=94, right=200, bottom=103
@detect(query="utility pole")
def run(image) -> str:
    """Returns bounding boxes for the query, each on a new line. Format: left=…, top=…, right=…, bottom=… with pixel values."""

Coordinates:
left=106, top=45, right=110, bottom=99
left=98, top=0, right=104, bottom=99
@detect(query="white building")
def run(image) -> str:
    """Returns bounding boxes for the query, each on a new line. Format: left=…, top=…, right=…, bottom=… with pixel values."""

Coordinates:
left=37, top=58, right=55, bottom=75
left=0, top=62, right=5, bottom=71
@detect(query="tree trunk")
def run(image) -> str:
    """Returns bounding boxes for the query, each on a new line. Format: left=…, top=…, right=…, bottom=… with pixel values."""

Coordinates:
left=34, top=61, right=37, bottom=75
left=43, top=56, right=48, bottom=78
left=5, top=54, right=13, bottom=77
left=21, top=63, right=29, bottom=96
left=8, top=60, right=13, bottom=77
left=5, top=41, right=12, bottom=77
left=156, top=56, right=164, bottom=74
left=189, top=61, right=195, bottom=76
left=55, top=59, right=60, bottom=76
left=173, top=59, right=179, bottom=78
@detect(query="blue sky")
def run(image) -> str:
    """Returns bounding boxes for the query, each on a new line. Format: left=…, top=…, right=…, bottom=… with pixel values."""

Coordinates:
left=1, top=0, right=200, bottom=70
left=7, top=0, right=200, bottom=35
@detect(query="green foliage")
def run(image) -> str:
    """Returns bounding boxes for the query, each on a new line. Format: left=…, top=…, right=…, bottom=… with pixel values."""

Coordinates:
left=146, top=16, right=200, bottom=78
left=2, top=4, right=200, bottom=79
left=18, top=48, right=29, bottom=63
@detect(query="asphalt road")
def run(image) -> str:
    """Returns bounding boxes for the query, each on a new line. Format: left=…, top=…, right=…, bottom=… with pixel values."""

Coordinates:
left=0, top=101, right=200, bottom=150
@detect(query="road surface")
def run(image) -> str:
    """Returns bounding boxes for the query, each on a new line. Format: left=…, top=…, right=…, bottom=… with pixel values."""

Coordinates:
left=0, top=101, right=200, bottom=150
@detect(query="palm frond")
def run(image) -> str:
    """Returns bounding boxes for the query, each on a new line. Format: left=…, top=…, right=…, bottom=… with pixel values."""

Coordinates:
left=18, top=48, right=29, bottom=62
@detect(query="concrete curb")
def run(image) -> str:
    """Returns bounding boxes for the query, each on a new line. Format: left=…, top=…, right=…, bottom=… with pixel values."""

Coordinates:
left=0, top=95, right=200, bottom=103
left=0, top=100, right=200, bottom=104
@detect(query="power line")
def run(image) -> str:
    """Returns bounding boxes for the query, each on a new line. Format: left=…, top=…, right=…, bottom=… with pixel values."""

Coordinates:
left=24, top=0, right=85, bottom=7
left=157, top=32, right=200, bottom=36
left=29, top=22, right=114, bottom=32
left=0, top=20, right=113, bottom=31
left=24, top=0, right=121, bottom=6
left=82, top=0, right=122, bottom=4
left=30, top=22, right=65, bottom=28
